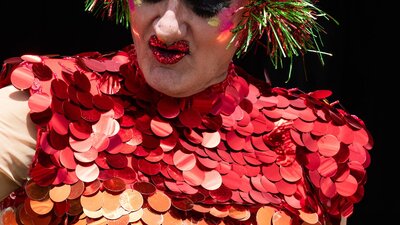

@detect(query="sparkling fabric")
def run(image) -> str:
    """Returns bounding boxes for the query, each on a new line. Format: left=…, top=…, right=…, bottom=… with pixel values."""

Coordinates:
left=0, top=45, right=373, bottom=225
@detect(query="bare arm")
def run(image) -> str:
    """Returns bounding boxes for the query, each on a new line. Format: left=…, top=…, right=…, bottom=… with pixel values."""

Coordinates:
left=0, top=85, right=36, bottom=201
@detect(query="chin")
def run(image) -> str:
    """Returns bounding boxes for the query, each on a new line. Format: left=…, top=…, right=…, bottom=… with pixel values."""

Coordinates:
left=152, top=80, right=199, bottom=97
left=155, top=85, right=194, bottom=98
left=143, top=70, right=192, bottom=97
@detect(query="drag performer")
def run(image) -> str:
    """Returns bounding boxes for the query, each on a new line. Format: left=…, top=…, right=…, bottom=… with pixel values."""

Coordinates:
left=0, top=0, right=372, bottom=224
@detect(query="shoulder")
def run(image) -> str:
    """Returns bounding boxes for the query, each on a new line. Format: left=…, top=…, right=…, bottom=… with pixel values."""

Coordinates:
left=237, top=73, right=373, bottom=221
left=0, top=85, right=36, bottom=189
left=0, top=85, right=31, bottom=140
left=1, top=45, right=134, bottom=91
left=0, top=85, right=30, bottom=122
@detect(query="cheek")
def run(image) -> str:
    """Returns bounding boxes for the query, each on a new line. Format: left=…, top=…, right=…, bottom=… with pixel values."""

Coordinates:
left=197, top=44, right=235, bottom=78
left=129, top=10, right=147, bottom=40
left=216, top=29, right=234, bottom=44
left=130, top=24, right=141, bottom=40
left=193, top=23, right=238, bottom=66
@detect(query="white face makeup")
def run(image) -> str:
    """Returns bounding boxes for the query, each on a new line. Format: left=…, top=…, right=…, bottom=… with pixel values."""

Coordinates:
left=129, top=0, right=244, bottom=97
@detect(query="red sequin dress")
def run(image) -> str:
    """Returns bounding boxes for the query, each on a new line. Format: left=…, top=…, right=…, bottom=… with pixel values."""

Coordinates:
left=0, top=45, right=373, bottom=225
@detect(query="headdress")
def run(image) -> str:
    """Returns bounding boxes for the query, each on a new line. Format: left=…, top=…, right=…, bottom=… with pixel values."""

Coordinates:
left=84, top=0, right=335, bottom=73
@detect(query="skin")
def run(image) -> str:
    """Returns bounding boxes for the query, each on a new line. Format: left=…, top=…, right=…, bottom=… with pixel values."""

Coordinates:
left=129, top=0, right=244, bottom=97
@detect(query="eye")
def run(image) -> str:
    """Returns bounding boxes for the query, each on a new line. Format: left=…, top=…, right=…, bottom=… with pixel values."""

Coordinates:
left=142, top=0, right=163, bottom=3
left=187, top=0, right=232, bottom=18
left=142, top=0, right=231, bottom=18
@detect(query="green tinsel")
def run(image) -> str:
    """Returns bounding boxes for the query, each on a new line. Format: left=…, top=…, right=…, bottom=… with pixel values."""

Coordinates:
left=231, top=0, right=336, bottom=72
left=84, top=0, right=130, bottom=28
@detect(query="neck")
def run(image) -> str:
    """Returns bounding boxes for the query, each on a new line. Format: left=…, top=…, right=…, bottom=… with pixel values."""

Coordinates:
left=125, top=45, right=245, bottom=116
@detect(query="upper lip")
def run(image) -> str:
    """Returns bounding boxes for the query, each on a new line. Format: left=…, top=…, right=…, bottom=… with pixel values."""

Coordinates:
left=148, top=35, right=190, bottom=54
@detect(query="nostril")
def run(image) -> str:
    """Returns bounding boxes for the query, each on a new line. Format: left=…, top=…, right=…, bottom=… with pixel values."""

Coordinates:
left=154, top=35, right=169, bottom=45
left=154, top=25, right=182, bottom=45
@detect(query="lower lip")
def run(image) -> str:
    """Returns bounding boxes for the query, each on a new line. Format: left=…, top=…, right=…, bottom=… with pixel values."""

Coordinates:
left=150, top=47, right=187, bottom=64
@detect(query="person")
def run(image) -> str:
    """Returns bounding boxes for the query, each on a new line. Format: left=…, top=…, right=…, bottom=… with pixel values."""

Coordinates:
left=0, top=0, right=373, bottom=224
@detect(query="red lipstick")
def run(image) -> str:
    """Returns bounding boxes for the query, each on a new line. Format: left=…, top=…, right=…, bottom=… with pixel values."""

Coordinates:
left=148, top=35, right=190, bottom=64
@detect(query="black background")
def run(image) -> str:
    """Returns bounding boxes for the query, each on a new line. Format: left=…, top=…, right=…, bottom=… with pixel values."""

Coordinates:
left=0, top=1, right=393, bottom=224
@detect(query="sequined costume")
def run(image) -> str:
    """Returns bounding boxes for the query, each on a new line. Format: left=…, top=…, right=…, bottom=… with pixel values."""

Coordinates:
left=0, top=45, right=372, bottom=225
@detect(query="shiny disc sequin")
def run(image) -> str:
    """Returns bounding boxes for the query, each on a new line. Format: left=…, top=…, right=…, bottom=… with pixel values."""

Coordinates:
left=3, top=45, right=373, bottom=225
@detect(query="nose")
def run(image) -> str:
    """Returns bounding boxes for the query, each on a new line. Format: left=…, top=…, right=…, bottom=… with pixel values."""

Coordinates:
left=154, top=1, right=187, bottom=44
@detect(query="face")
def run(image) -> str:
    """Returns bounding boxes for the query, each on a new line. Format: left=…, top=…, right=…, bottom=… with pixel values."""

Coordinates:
left=129, top=0, right=244, bottom=97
